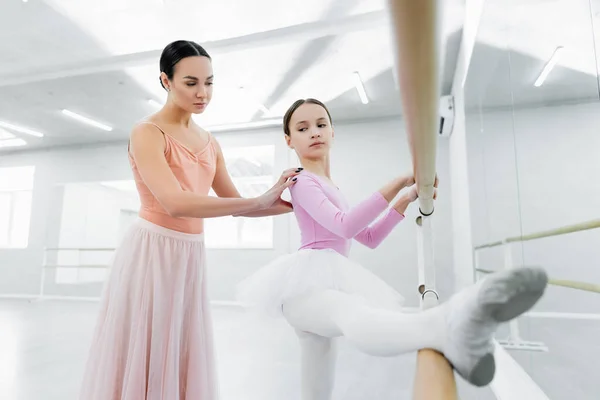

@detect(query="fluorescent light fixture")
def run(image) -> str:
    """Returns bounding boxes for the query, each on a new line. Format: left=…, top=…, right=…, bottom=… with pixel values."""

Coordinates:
left=352, top=71, right=369, bottom=104
left=0, top=129, right=14, bottom=140
left=0, top=124, right=27, bottom=147
left=534, top=46, right=564, bottom=87
left=206, top=118, right=282, bottom=132
left=258, top=104, right=271, bottom=116
left=61, top=109, right=113, bottom=131
left=0, top=121, right=44, bottom=137
left=0, top=139, right=27, bottom=148
left=239, top=86, right=272, bottom=116
left=147, top=99, right=163, bottom=109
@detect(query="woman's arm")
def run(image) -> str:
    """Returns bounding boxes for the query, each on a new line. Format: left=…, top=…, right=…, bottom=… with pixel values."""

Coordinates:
left=130, top=124, right=277, bottom=218
left=210, top=139, right=297, bottom=217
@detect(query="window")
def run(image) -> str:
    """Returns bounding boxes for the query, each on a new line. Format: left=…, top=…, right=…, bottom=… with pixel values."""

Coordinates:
left=205, top=145, right=275, bottom=249
left=54, top=180, right=141, bottom=284
left=0, top=166, right=35, bottom=248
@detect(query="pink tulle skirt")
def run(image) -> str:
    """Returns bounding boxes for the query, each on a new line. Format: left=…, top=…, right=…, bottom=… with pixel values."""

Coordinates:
left=79, top=218, right=218, bottom=400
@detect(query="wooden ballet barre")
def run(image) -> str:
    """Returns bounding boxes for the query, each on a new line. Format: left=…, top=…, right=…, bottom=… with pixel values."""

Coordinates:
left=42, top=264, right=109, bottom=269
left=44, top=247, right=116, bottom=251
left=38, top=247, right=116, bottom=299
left=474, top=219, right=600, bottom=250
left=387, top=0, right=440, bottom=218
left=476, top=267, right=600, bottom=294
left=386, top=0, right=457, bottom=398
left=471, top=220, right=600, bottom=353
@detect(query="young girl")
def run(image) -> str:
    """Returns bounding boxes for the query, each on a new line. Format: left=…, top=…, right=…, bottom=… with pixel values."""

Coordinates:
left=237, top=98, right=548, bottom=398
left=78, top=40, right=299, bottom=400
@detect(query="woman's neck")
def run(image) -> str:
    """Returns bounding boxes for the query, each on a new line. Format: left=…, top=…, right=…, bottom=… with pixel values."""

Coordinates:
left=158, top=101, right=193, bottom=127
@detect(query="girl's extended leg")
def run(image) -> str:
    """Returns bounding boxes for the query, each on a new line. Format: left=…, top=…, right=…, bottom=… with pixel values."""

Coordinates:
left=282, top=267, right=548, bottom=387
left=284, top=290, right=445, bottom=356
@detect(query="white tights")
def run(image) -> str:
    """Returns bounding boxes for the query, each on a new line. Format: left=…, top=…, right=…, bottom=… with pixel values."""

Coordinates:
left=281, top=267, right=548, bottom=399
left=282, top=290, right=447, bottom=400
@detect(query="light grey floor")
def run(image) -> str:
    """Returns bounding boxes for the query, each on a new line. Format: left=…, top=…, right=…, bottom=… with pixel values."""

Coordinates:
left=496, top=318, right=600, bottom=400
left=0, top=299, right=526, bottom=400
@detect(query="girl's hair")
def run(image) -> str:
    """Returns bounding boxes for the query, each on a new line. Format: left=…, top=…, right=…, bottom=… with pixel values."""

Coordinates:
left=283, top=98, right=333, bottom=136
left=159, top=40, right=211, bottom=90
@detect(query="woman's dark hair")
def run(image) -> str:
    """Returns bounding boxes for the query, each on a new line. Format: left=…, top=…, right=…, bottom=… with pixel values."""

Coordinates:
left=283, top=98, right=333, bottom=136
left=159, top=40, right=211, bottom=90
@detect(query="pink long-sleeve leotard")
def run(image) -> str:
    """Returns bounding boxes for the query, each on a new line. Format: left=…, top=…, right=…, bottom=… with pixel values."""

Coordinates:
left=289, top=171, right=405, bottom=257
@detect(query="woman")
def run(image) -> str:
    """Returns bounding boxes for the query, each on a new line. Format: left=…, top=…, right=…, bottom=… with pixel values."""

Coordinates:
left=237, top=98, right=548, bottom=399
left=79, top=40, right=298, bottom=400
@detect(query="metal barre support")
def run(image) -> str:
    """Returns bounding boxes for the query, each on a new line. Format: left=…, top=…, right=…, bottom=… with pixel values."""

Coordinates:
left=416, top=215, right=438, bottom=310
left=421, top=289, right=439, bottom=300
left=419, top=207, right=435, bottom=217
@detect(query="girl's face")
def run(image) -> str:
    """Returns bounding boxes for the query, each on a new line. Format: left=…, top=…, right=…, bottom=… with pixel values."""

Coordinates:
left=161, top=56, right=214, bottom=114
left=285, top=103, right=334, bottom=159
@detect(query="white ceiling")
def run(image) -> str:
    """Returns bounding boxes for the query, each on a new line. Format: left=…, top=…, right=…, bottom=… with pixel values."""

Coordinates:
left=466, top=0, right=600, bottom=111
left=8, top=0, right=600, bottom=152
left=0, top=0, right=468, bottom=153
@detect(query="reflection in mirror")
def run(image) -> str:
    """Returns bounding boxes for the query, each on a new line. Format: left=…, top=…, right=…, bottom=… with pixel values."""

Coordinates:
left=466, top=1, right=600, bottom=399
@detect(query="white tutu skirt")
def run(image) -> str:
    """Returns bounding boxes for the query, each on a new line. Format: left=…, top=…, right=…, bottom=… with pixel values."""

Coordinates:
left=236, top=248, right=405, bottom=318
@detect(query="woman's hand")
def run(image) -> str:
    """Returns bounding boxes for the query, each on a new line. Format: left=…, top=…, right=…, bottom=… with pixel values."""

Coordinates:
left=256, top=167, right=302, bottom=210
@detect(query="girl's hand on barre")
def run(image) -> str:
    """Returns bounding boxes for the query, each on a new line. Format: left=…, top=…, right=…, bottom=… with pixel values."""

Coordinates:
left=405, top=184, right=438, bottom=203
left=407, top=174, right=439, bottom=202
left=401, top=174, right=415, bottom=188
left=379, top=173, right=415, bottom=203
left=393, top=178, right=438, bottom=214
left=406, top=174, right=438, bottom=191
left=406, top=185, right=419, bottom=202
